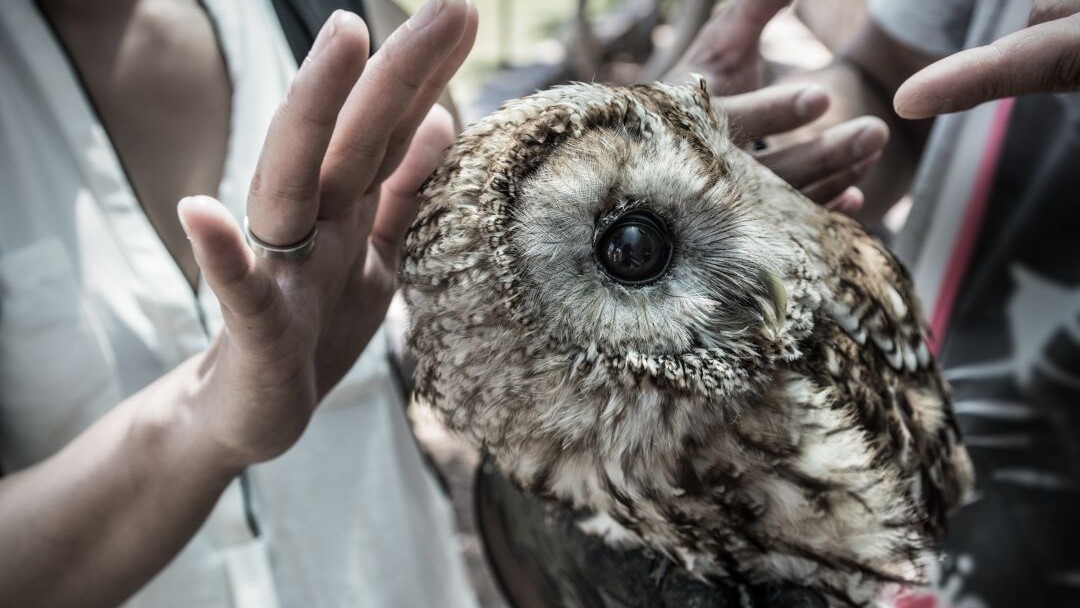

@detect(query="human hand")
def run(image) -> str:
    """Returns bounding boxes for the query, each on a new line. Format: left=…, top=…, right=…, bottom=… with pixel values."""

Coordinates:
left=174, top=2, right=477, bottom=469
left=681, top=0, right=888, bottom=213
left=895, top=0, right=1080, bottom=119
left=719, top=84, right=888, bottom=214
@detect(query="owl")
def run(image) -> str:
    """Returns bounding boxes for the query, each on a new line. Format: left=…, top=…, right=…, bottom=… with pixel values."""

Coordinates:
left=402, top=79, right=974, bottom=607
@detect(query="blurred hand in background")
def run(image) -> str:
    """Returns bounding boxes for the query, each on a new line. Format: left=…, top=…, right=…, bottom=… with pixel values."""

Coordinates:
left=672, top=0, right=889, bottom=215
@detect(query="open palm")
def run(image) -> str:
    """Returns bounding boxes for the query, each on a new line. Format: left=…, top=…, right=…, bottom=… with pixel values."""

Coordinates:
left=176, top=3, right=478, bottom=468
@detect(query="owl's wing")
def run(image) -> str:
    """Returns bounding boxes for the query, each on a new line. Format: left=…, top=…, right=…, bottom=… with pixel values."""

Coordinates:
left=812, top=218, right=973, bottom=537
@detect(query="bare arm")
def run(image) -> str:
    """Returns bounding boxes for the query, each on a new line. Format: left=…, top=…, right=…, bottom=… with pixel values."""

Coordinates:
left=0, top=357, right=235, bottom=607
left=0, top=3, right=477, bottom=607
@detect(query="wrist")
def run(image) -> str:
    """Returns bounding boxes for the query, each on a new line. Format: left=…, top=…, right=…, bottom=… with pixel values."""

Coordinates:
left=129, top=354, right=245, bottom=486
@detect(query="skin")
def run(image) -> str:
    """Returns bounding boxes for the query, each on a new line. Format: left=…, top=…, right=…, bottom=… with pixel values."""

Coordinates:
left=771, top=22, right=939, bottom=223
left=670, top=0, right=892, bottom=216
left=42, top=0, right=231, bottom=289
left=895, top=0, right=1080, bottom=118
left=718, top=84, right=887, bottom=216
left=2, top=2, right=841, bottom=605
left=0, top=1, right=478, bottom=606
left=10, top=0, right=1071, bottom=605
left=682, top=0, right=1080, bottom=223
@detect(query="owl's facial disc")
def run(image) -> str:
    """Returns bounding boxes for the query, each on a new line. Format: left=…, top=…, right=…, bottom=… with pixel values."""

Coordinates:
left=594, top=210, right=673, bottom=285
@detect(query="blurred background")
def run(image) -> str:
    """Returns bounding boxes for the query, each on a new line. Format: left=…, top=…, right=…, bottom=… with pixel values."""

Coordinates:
left=396, top=0, right=857, bottom=122
left=393, top=1, right=871, bottom=606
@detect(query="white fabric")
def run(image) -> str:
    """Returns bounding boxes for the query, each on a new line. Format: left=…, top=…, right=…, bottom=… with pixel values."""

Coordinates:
left=869, top=0, right=1038, bottom=59
left=868, top=0, right=977, bottom=56
left=0, top=1, right=477, bottom=607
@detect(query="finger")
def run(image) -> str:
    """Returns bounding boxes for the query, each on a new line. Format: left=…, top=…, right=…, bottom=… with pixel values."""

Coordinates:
left=319, top=0, right=470, bottom=221
left=247, top=11, right=370, bottom=247
left=371, top=105, right=456, bottom=262
left=375, top=2, right=478, bottom=185
left=894, top=14, right=1080, bottom=119
left=178, top=197, right=282, bottom=327
left=800, top=152, right=880, bottom=205
left=825, top=187, right=865, bottom=216
left=717, top=84, right=829, bottom=145
left=756, top=116, right=888, bottom=188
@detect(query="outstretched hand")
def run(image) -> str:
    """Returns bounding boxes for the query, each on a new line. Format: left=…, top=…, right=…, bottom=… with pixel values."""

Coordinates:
left=719, top=84, right=887, bottom=215
left=678, top=0, right=887, bottom=214
left=895, top=0, right=1080, bottom=119
left=175, top=2, right=478, bottom=469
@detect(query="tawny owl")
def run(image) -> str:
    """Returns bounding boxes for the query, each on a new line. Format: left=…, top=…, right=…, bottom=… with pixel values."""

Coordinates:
left=402, top=79, right=974, bottom=607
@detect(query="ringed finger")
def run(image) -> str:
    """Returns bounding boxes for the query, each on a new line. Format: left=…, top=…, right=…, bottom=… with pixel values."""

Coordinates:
left=246, top=11, right=370, bottom=248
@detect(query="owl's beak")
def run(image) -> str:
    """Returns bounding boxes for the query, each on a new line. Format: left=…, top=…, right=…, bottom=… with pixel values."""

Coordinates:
left=761, top=270, right=788, bottom=331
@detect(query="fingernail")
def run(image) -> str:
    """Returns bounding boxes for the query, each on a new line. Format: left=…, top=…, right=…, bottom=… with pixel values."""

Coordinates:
left=794, top=85, right=828, bottom=119
left=852, top=123, right=887, bottom=157
left=826, top=188, right=863, bottom=214
left=177, top=196, right=193, bottom=235
left=408, top=0, right=445, bottom=30
left=309, top=10, right=343, bottom=58
left=177, top=195, right=222, bottom=236
left=895, top=93, right=950, bottom=119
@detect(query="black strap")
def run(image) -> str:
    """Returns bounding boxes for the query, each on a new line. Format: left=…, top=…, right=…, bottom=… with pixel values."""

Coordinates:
left=271, top=0, right=371, bottom=65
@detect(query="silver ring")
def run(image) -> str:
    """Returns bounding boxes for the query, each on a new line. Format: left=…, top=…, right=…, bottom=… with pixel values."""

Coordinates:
left=244, top=217, right=318, bottom=261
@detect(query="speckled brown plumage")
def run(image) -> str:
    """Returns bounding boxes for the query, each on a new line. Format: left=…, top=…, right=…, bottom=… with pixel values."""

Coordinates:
left=402, top=79, right=973, bottom=607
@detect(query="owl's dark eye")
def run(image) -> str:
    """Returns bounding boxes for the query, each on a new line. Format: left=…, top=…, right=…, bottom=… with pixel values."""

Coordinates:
left=595, top=211, right=673, bottom=285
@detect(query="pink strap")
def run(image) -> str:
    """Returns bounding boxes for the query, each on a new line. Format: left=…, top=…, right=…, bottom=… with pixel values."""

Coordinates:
left=928, top=98, right=1016, bottom=354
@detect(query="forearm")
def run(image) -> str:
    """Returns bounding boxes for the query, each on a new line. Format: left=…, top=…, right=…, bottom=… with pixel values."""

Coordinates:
left=0, top=354, right=239, bottom=608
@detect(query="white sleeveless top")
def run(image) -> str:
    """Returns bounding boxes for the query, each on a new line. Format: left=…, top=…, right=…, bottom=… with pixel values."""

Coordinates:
left=0, top=1, right=477, bottom=607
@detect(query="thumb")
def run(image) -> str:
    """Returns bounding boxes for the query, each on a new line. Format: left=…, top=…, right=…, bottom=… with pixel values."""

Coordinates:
left=894, top=14, right=1080, bottom=119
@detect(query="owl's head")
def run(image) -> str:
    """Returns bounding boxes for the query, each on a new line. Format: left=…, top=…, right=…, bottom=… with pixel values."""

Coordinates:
left=404, top=80, right=826, bottom=451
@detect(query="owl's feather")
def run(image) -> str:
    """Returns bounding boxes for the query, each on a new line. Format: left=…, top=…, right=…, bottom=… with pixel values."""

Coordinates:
left=403, top=80, right=973, bottom=607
